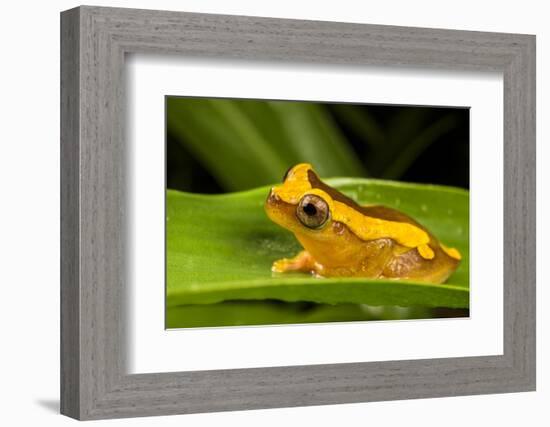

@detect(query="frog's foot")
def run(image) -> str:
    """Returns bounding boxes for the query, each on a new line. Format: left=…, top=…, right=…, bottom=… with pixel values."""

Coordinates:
left=272, top=251, right=318, bottom=275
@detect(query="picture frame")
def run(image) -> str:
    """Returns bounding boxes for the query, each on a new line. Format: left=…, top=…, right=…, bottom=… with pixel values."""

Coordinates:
left=60, top=5, right=536, bottom=420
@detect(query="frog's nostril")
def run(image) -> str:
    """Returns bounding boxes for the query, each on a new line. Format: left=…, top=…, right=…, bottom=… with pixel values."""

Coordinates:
left=267, top=189, right=281, bottom=204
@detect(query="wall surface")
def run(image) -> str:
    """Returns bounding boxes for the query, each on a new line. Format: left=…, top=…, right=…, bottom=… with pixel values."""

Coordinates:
left=0, top=0, right=546, bottom=425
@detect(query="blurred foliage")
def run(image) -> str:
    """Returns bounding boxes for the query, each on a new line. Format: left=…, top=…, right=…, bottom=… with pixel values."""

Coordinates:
left=167, top=97, right=469, bottom=194
left=165, top=97, right=470, bottom=328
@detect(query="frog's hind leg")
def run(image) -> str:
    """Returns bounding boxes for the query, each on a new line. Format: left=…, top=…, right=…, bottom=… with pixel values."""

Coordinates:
left=272, top=251, right=320, bottom=276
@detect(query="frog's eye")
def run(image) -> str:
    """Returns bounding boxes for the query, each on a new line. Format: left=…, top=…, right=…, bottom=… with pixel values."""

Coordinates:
left=296, top=194, right=330, bottom=229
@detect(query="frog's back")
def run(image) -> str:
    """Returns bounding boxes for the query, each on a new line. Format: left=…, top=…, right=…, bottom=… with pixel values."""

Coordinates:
left=358, top=205, right=427, bottom=231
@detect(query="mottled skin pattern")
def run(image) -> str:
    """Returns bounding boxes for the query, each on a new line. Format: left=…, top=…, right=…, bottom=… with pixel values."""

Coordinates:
left=265, top=164, right=460, bottom=284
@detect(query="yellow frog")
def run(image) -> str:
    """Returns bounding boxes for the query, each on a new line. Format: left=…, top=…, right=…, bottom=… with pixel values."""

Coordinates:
left=264, top=163, right=461, bottom=284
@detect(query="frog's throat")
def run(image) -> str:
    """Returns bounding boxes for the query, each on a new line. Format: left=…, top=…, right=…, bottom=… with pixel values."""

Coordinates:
left=273, top=163, right=433, bottom=257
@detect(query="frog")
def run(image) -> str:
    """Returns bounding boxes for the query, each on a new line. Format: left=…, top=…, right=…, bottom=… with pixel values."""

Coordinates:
left=264, top=163, right=461, bottom=284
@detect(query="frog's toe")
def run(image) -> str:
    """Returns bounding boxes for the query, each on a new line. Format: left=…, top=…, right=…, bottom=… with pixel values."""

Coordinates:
left=272, top=251, right=316, bottom=274
left=272, top=258, right=290, bottom=273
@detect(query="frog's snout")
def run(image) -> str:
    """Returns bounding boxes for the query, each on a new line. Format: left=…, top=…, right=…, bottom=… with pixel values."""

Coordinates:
left=266, top=188, right=281, bottom=205
left=264, top=188, right=280, bottom=218
left=265, top=187, right=294, bottom=230
left=265, top=188, right=280, bottom=223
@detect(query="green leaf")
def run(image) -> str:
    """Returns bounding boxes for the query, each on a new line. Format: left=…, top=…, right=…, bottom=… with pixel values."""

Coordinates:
left=167, top=301, right=435, bottom=329
left=167, top=98, right=287, bottom=191
left=167, top=179, right=469, bottom=312
left=166, top=98, right=367, bottom=191
left=267, top=102, right=367, bottom=177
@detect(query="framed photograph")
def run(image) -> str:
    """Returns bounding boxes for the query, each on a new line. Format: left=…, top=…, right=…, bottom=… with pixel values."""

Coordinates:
left=60, top=6, right=536, bottom=420
left=164, top=97, right=470, bottom=330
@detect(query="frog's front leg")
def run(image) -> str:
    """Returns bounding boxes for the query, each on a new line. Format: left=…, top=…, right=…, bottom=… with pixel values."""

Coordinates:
left=272, top=250, right=321, bottom=276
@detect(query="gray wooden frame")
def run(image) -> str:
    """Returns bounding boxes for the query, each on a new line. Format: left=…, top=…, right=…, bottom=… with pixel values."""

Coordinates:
left=60, top=5, right=536, bottom=420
